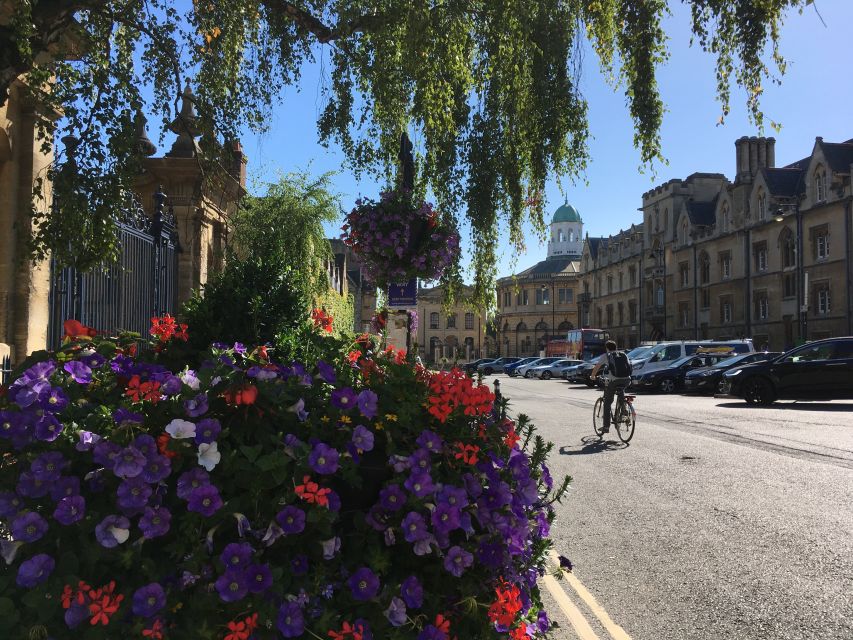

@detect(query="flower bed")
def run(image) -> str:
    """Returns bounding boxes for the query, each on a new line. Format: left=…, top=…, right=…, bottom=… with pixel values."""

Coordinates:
left=0, top=318, right=568, bottom=639
left=341, top=190, right=460, bottom=286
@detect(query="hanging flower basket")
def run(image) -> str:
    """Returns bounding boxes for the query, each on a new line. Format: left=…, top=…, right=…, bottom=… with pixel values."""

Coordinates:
left=341, top=190, right=460, bottom=286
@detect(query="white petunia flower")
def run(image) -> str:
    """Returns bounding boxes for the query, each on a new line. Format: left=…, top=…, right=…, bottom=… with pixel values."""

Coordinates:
left=109, top=525, right=130, bottom=545
left=197, top=442, right=221, bottom=471
left=165, top=419, right=196, bottom=439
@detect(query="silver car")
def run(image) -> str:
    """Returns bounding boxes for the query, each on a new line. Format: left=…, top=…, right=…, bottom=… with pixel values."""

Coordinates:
left=532, top=359, right=584, bottom=380
left=515, top=357, right=563, bottom=378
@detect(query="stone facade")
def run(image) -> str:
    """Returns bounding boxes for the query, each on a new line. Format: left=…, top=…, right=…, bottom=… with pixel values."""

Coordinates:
left=495, top=205, right=583, bottom=357
left=327, top=238, right=377, bottom=333
left=581, top=135, right=853, bottom=351
left=416, top=285, right=489, bottom=363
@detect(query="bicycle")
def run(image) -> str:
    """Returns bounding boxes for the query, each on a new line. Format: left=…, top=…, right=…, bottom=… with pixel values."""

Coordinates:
left=592, top=377, right=636, bottom=443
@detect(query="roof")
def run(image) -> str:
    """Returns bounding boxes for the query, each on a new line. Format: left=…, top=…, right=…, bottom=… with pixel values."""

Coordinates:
left=819, top=139, right=853, bottom=173
left=760, top=167, right=804, bottom=198
left=516, top=256, right=581, bottom=277
left=686, top=196, right=718, bottom=226
left=552, top=202, right=582, bottom=224
left=585, top=236, right=606, bottom=260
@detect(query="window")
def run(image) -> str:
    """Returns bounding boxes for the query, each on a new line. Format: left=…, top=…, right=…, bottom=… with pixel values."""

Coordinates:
left=816, top=284, right=831, bottom=315
left=720, top=297, right=732, bottom=324
left=618, top=272, right=624, bottom=291
left=699, top=252, right=710, bottom=284
left=618, top=303, right=624, bottom=326
left=754, top=291, right=769, bottom=320
left=780, top=228, right=795, bottom=268
left=679, top=303, right=690, bottom=328
left=629, top=266, right=637, bottom=286
left=783, top=273, right=796, bottom=299
left=629, top=300, right=637, bottom=323
left=516, top=292, right=522, bottom=306
left=606, top=305, right=614, bottom=326
left=564, top=289, right=573, bottom=303
left=679, top=262, right=689, bottom=288
left=429, top=312, right=439, bottom=329
left=701, top=289, right=711, bottom=309
left=543, top=288, right=550, bottom=304
left=719, top=252, right=731, bottom=279
left=607, top=276, right=613, bottom=295
left=558, top=230, right=564, bottom=242
left=814, top=227, right=829, bottom=260
left=753, top=241, right=768, bottom=272
left=535, top=288, right=544, bottom=305
left=522, top=290, right=529, bottom=306
left=465, top=313, right=474, bottom=330
left=720, top=204, right=730, bottom=233
left=814, top=167, right=827, bottom=202
left=446, top=314, right=456, bottom=329
left=679, top=220, right=689, bottom=245
left=783, top=342, right=834, bottom=363
left=757, top=191, right=766, bottom=220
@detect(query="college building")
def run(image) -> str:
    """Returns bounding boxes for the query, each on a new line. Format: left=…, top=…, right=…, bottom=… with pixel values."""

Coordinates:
left=581, top=135, right=853, bottom=351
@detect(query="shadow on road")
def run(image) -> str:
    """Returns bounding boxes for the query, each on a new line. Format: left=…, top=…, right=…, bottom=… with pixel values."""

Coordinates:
left=559, top=435, right=628, bottom=455
left=715, top=401, right=853, bottom=412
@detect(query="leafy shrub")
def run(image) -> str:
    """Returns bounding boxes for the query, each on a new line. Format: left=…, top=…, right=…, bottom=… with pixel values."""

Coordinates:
left=0, top=319, right=568, bottom=640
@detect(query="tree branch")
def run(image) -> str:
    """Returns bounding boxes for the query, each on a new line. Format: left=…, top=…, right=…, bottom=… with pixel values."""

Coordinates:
left=266, top=1, right=384, bottom=43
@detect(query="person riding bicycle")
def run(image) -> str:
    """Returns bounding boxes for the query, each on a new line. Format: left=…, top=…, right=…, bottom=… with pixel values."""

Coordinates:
left=590, top=340, right=632, bottom=433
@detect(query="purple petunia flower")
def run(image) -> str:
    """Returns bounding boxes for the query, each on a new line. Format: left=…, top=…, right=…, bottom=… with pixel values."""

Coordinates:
left=141, top=455, right=171, bottom=484
left=277, top=601, right=305, bottom=638
left=401, top=512, right=429, bottom=543
left=183, top=393, right=209, bottom=418
left=16, top=553, right=54, bottom=588
left=156, top=374, right=183, bottom=396
left=408, top=448, right=431, bottom=472
left=401, top=575, right=423, bottom=609
left=93, top=441, right=122, bottom=470
left=30, top=451, right=66, bottom=482
left=246, top=563, right=273, bottom=593
left=291, top=554, right=309, bottom=575
left=41, top=387, right=69, bottom=412
left=330, top=387, right=357, bottom=410
left=430, top=503, right=461, bottom=536
left=11, top=511, right=48, bottom=542
left=132, top=582, right=166, bottom=617
left=63, top=360, right=92, bottom=384
left=348, top=567, right=380, bottom=601
left=80, top=351, right=106, bottom=369
left=308, top=442, right=339, bottom=475
left=117, top=478, right=153, bottom=512
left=385, top=597, right=407, bottom=627
left=316, top=360, right=336, bottom=384
left=34, top=414, right=63, bottom=441
left=187, top=484, right=222, bottom=517
left=177, top=468, right=210, bottom=499
left=275, top=506, right=305, bottom=534
left=357, top=389, right=378, bottom=419
left=418, top=625, right=448, bottom=640
left=194, top=418, right=221, bottom=444
left=113, top=446, right=147, bottom=479
left=287, top=398, right=309, bottom=422
left=16, top=471, right=49, bottom=498
left=320, top=537, right=340, bottom=560
left=221, top=542, right=253, bottom=569
left=139, top=506, right=171, bottom=538
left=75, top=430, right=101, bottom=452
left=404, top=471, right=434, bottom=498
left=444, top=545, right=473, bottom=577
left=416, top=429, right=443, bottom=453
left=215, top=569, right=248, bottom=603
left=351, top=425, right=374, bottom=452
left=65, top=601, right=90, bottom=628
left=53, top=495, right=85, bottom=526
left=95, top=515, right=130, bottom=548
left=0, top=491, right=23, bottom=517
left=379, top=485, right=406, bottom=511
left=436, top=484, right=468, bottom=509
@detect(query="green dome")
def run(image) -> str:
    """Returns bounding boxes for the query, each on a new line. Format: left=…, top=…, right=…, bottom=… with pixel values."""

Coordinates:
left=552, top=202, right=582, bottom=224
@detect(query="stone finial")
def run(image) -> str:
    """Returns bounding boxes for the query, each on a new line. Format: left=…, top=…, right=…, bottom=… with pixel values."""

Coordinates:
left=166, top=83, right=202, bottom=158
left=134, top=111, right=157, bottom=157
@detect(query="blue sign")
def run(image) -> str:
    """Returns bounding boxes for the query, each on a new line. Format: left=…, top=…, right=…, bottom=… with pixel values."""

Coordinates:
left=387, top=278, right=417, bottom=308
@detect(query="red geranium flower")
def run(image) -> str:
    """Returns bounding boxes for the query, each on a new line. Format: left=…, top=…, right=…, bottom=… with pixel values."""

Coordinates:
left=63, top=319, right=98, bottom=339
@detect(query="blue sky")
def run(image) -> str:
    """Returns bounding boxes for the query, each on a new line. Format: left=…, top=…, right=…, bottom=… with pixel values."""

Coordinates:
left=237, top=1, right=853, bottom=281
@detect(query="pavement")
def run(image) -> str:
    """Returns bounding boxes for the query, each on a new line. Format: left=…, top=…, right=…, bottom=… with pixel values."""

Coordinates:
left=495, top=375, right=853, bottom=640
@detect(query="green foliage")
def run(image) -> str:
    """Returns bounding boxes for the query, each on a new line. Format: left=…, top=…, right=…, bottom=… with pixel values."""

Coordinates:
left=314, top=289, right=355, bottom=338
left=4, top=0, right=811, bottom=305
left=236, top=170, right=341, bottom=299
left=181, top=252, right=309, bottom=350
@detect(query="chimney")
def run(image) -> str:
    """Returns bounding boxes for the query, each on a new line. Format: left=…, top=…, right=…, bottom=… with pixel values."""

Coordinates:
left=230, top=139, right=247, bottom=187
left=766, top=137, right=776, bottom=167
left=735, top=137, right=750, bottom=182
left=748, top=136, right=758, bottom=177
left=758, top=138, right=767, bottom=169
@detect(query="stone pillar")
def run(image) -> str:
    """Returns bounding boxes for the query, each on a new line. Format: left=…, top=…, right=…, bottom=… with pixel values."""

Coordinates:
left=766, top=137, right=776, bottom=168
left=748, top=136, right=758, bottom=178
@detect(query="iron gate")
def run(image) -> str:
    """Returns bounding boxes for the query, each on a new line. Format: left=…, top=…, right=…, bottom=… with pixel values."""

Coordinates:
left=47, top=190, right=179, bottom=349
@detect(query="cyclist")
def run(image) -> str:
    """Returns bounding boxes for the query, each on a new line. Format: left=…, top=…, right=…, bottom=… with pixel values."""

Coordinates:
left=590, top=340, right=633, bottom=433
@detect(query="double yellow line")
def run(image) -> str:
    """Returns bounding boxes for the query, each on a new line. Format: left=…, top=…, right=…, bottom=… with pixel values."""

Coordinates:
left=543, top=551, right=632, bottom=640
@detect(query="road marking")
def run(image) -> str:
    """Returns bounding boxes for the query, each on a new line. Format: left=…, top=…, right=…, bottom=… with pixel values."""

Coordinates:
left=544, top=551, right=633, bottom=640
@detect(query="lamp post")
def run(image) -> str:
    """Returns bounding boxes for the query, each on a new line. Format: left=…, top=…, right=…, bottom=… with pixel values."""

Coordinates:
left=649, top=247, right=665, bottom=339
left=774, top=202, right=806, bottom=342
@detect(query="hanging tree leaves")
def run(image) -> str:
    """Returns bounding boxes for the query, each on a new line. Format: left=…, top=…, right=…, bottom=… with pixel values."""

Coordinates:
left=1, top=0, right=812, bottom=307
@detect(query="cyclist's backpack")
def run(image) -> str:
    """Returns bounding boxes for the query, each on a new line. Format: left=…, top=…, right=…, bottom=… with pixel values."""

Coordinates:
left=607, top=351, right=633, bottom=378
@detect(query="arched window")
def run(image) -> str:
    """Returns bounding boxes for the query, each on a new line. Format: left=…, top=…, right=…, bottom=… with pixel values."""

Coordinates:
left=502, top=321, right=510, bottom=332
left=534, top=321, right=548, bottom=332
left=569, top=230, right=574, bottom=242
left=679, top=219, right=689, bottom=246
left=699, top=251, right=710, bottom=284
left=558, top=229, right=564, bottom=242
left=720, top=203, right=730, bottom=233
left=757, top=189, right=767, bottom=220
left=516, top=322, right=528, bottom=332
left=558, top=321, right=573, bottom=331
left=814, top=165, right=827, bottom=202
left=779, top=227, right=796, bottom=268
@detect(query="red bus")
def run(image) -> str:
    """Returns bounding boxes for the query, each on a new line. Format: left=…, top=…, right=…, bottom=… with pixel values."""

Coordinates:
left=566, top=328, right=609, bottom=360
left=545, top=339, right=570, bottom=357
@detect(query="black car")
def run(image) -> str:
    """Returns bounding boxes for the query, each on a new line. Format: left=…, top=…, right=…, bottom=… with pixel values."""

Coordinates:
left=684, top=352, right=782, bottom=395
left=632, top=353, right=734, bottom=393
left=724, top=337, right=853, bottom=405
left=462, top=358, right=494, bottom=375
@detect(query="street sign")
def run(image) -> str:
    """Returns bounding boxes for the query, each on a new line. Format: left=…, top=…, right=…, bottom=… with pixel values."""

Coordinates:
left=387, top=278, right=417, bottom=308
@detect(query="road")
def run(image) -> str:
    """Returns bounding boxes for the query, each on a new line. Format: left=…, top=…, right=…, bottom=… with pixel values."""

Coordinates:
left=498, top=375, right=853, bottom=640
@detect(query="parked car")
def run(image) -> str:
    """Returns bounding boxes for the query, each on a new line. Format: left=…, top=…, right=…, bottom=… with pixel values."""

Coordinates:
left=568, top=361, right=598, bottom=386
left=531, top=359, right=583, bottom=380
left=516, top=357, right=562, bottom=378
left=478, top=357, right=521, bottom=375
left=632, top=352, right=735, bottom=393
left=504, top=357, right=539, bottom=376
left=631, top=339, right=754, bottom=374
left=684, top=351, right=781, bottom=394
left=724, top=337, right=853, bottom=405
left=462, top=358, right=495, bottom=375
left=555, top=359, right=586, bottom=379
left=561, top=363, right=584, bottom=381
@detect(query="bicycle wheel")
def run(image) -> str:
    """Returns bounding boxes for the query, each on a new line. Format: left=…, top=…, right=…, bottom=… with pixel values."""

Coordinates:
left=592, top=398, right=606, bottom=436
left=616, top=400, right=636, bottom=443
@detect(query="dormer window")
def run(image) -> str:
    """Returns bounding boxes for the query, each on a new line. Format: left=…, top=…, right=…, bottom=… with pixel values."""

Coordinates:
left=814, top=166, right=827, bottom=202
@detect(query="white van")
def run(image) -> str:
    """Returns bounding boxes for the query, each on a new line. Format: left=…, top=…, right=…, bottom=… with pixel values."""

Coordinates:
left=631, top=340, right=753, bottom=373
